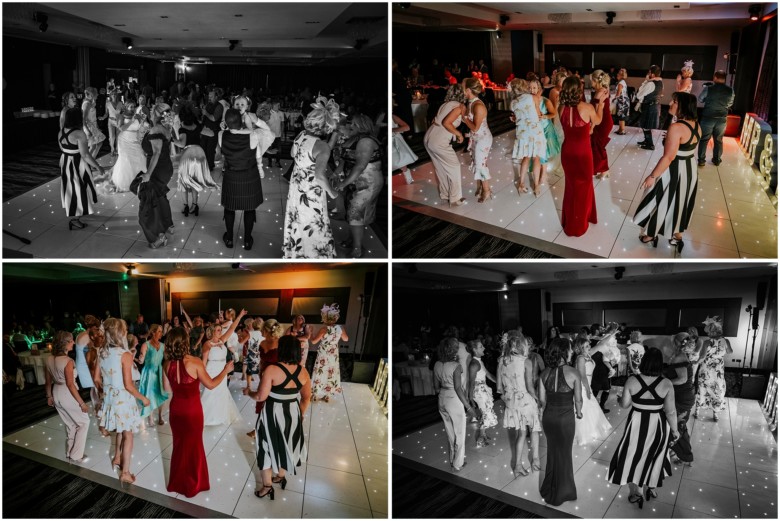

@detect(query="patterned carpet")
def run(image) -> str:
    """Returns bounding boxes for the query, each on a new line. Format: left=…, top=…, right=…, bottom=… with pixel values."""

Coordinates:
left=2, top=142, right=67, bottom=202
left=393, top=207, right=559, bottom=258
left=2, top=450, right=191, bottom=518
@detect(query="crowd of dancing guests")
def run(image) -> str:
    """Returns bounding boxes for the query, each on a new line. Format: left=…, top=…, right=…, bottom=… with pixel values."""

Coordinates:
left=27, top=302, right=347, bottom=499
left=392, top=59, right=734, bottom=254
left=411, top=316, right=730, bottom=508
left=55, top=78, right=385, bottom=258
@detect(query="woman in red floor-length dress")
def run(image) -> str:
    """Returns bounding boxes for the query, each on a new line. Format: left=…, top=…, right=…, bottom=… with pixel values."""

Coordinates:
left=164, top=327, right=234, bottom=497
left=558, top=77, right=607, bottom=237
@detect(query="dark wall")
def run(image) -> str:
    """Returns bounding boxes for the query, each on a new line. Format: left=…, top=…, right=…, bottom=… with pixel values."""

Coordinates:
left=393, top=30, right=492, bottom=79
left=393, top=290, right=500, bottom=342
left=3, top=281, right=120, bottom=329
left=3, top=36, right=77, bottom=114
left=511, top=30, right=535, bottom=79
left=190, top=62, right=386, bottom=96
left=88, top=48, right=173, bottom=94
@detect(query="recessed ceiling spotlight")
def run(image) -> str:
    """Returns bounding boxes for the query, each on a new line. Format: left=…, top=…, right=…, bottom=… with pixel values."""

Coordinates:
left=234, top=14, right=243, bottom=17
left=122, top=37, right=133, bottom=49
left=748, top=4, right=762, bottom=21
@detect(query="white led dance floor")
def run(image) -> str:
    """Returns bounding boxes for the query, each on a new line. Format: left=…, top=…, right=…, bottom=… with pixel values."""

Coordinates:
left=4, top=380, right=388, bottom=518
left=393, top=395, right=777, bottom=519
left=393, top=127, right=777, bottom=258
left=3, top=155, right=386, bottom=259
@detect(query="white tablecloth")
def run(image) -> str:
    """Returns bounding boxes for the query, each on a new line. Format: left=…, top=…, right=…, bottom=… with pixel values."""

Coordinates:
left=411, top=100, right=429, bottom=133
left=18, top=350, right=51, bottom=385
left=395, top=361, right=435, bottom=396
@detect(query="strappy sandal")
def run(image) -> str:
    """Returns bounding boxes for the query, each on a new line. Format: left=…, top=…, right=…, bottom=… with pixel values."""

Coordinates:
left=531, top=458, right=542, bottom=471
left=629, top=493, right=644, bottom=509
left=639, top=234, right=658, bottom=247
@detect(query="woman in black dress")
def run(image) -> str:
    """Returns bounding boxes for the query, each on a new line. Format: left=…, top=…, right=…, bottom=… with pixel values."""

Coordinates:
left=538, top=337, right=582, bottom=506
left=219, top=108, right=266, bottom=251
left=131, top=103, right=174, bottom=248
left=663, top=333, right=695, bottom=466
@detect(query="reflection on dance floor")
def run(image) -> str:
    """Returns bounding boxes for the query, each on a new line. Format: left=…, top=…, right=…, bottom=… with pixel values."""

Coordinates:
left=3, top=154, right=387, bottom=259
left=393, top=395, right=777, bottom=519
left=393, top=127, right=776, bottom=259
left=4, top=381, right=388, bottom=518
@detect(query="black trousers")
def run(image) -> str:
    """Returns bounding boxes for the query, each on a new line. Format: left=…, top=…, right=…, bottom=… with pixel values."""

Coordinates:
left=224, top=209, right=256, bottom=240
left=201, top=133, right=218, bottom=170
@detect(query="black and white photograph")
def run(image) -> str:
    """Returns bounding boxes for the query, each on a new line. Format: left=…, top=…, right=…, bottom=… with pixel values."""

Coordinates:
left=3, top=262, right=388, bottom=518
left=3, top=2, right=388, bottom=259
left=393, top=262, right=778, bottom=518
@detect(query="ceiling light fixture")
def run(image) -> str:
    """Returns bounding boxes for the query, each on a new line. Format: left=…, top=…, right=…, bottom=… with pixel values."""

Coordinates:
left=229, top=39, right=239, bottom=51
left=122, top=37, right=133, bottom=49
left=614, top=267, right=625, bottom=280
left=748, top=4, right=761, bottom=21
left=606, top=11, right=616, bottom=25
left=35, top=12, right=48, bottom=32
left=495, top=31, right=502, bottom=39
left=499, top=14, right=510, bottom=26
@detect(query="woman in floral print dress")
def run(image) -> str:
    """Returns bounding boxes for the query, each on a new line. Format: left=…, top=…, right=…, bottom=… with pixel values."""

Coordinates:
left=694, top=316, right=732, bottom=421
left=461, top=77, right=494, bottom=202
left=310, top=303, right=349, bottom=402
left=282, top=97, right=340, bottom=259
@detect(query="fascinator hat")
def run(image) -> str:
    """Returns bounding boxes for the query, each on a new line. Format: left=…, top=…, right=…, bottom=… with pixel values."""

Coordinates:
left=702, top=316, right=723, bottom=336
left=304, top=96, right=342, bottom=137
left=682, top=60, right=695, bottom=73
left=321, top=303, right=341, bottom=325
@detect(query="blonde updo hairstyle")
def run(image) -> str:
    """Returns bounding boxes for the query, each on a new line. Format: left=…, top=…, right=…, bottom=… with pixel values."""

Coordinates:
left=554, top=71, right=568, bottom=87
left=509, top=78, right=529, bottom=100
left=443, top=83, right=466, bottom=104
left=462, top=77, right=483, bottom=96
left=560, top=76, right=583, bottom=107
left=102, top=318, right=128, bottom=354
left=590, top=69, right=611, bottom=90
left=502, top=331, right=529, bottom=359
left=303, top=96, right=341, bottom=137
left=262, top=319, right=285, bottom=339
left=253, top=317, right=264, bottom=330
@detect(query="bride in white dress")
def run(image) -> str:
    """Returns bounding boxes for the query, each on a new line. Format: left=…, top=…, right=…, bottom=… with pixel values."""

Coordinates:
left=200, top=309, right=246, bottom=426
left=572, top=336, right=612, bottom=445
left=111, top=102, right=149, bottom=192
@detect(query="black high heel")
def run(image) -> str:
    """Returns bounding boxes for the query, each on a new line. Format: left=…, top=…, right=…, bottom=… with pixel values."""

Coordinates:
left=639, top=234, right=658, bottom=247
left=244, top=236, right=254, bottom=251
left=223, top=232, right=234, bottom=248
left=182, top=204, right=190, bottom=217
left=645, top=488, right=657, bottom=501
left=68, top=219, right=87, bottom=230
left=192, top=204, right=199, bottom=216
left=272, top=475, right=287, bottom=490
left=254, top=485, right=274, bottom=500
left=629, top=493, right=644, bottom=509
left=669, top=237, right=684, bottom=255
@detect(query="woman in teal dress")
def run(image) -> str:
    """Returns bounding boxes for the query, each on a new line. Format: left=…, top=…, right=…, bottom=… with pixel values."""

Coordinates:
left=530, top=79, right=561, bottom=185
left=138, top=324, right=170, bottom=425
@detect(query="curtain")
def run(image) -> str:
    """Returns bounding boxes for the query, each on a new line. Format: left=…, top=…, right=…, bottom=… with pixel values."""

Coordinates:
left=752, top=15, right=777, bottom=130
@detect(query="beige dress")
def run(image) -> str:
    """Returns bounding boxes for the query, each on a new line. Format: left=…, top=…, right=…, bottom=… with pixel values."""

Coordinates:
left=423, top=101, right=463, bottom=203
left=46, top=355, right=90, bottom=459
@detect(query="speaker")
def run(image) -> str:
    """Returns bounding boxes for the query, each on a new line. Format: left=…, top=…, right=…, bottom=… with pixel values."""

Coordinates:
left=545, top=292, right=551, bottom=312
left=756, top=281, right=768, bottom=310
left=752, top=307, right=761, bottom=330
left=741, top=374, right=767, bottom=399
left=537, top=33, right=543, bottom=50
left=364, top=271, right=375, bottom=296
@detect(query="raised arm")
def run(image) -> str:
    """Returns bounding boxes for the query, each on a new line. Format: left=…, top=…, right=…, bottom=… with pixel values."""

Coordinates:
left=218, top=309, right=247, bottom=343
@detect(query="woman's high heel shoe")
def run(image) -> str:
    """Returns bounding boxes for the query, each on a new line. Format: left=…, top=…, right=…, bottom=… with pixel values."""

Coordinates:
left=448, top=198, right=466, bottom=208
left=645, top=488, right=658, bottom=501
left=272, top=475, right=287, bottom=490
left=478, top=189, right=493, bottom=203
left=119, top=472, right=136, bottom=487
left=475, top=184, right=483, bottom=198
left=254, top=485, right=274, bottom=500
left=69, top=219, right=87, bottom=230
left=629, top=493, right=644, bottom=509
left=669, top=237, right=684, bottom=255
left=192, top=204, right=199, bottom=216
left=182, top=204, right=190, bottom=217
left=639, top=234, right=658, bottom=247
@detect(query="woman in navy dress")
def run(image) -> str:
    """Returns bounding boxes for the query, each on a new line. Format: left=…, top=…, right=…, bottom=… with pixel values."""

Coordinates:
left=131, top=103, right=174, bottom=248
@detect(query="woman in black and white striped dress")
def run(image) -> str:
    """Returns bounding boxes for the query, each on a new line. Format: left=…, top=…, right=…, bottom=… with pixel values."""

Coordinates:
left=608, top=348, right=679, bottom=509
left=633, top=92, right=700, bottom=255
left=245, top=336, right=311, bottom=500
